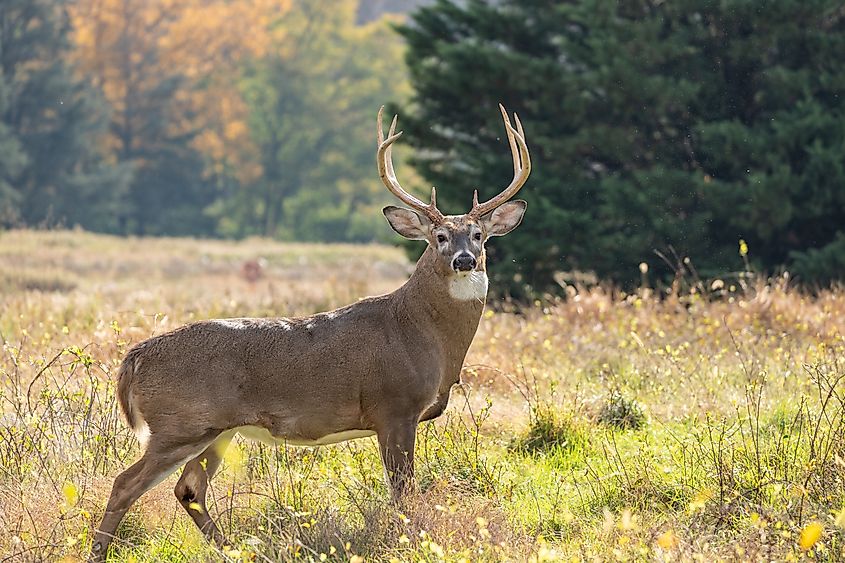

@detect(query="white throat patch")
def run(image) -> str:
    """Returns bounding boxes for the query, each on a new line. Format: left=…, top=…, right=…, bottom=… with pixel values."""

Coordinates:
left=449, top=271, right=488, bottom=301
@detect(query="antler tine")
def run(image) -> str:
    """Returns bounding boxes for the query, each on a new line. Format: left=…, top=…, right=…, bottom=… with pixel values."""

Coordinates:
left=384, top=114, right=399, bottom=180
left=469, top=104, right=531, bottom=218
left=500, top=103, right=520, bottom=176
left=376, top=106, right=444, bottom=224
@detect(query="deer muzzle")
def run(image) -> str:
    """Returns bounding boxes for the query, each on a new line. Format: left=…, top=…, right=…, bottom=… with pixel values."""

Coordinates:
left=452, top=252, right=477, bottom=272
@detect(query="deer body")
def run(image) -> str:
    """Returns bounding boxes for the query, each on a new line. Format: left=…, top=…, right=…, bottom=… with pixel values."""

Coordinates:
left=120, top=245, right=483, bottom=453
left=91, top=105, right=530, bottom=561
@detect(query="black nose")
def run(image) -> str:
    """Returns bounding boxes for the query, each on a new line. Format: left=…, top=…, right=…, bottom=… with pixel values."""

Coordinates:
left=452, top=253, right=477, bottom=272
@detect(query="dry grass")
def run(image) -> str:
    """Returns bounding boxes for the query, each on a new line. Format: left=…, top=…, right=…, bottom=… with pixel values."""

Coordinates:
left=1, top=229, right=844, bottom=562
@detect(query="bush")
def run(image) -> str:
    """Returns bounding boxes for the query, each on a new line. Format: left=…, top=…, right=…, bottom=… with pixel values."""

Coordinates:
left=510, top=404, right=587, bottom=455
left=597, top=390, right=646, bottom=431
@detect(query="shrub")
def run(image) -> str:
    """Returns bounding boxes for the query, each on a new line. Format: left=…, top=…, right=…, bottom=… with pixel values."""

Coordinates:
left=510, top=404, right=587, bottom=455
left=597, top=390, right=646, bottom=431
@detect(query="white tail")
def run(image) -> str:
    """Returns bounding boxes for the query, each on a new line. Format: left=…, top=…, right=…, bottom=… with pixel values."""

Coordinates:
left=90, top=105, right=531, bottom=561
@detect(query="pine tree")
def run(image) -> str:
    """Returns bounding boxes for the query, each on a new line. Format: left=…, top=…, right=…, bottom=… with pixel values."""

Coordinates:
left=398, top=0, right=845, bottom=295
left=0, top=0, right=129, bottom=230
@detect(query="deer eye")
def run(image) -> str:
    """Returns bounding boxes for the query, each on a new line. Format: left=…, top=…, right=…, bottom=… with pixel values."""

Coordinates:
left=436, top=234, right=447, bottom=243
left=473, top=232, right=482, bottom=241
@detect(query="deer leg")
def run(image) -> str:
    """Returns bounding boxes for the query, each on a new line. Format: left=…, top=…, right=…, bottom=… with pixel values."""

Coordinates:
left=173, top=432, right=233, bottom=546
left=377, top=419, right=418, bottom=500
left=89, top=441, right=213, bottom=562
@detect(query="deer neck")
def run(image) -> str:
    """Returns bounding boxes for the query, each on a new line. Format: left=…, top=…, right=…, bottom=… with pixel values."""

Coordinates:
left=393, top=246, right=486, bottom=352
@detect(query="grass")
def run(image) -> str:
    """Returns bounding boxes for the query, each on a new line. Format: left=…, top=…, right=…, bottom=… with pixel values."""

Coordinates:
left=1, top=229, right=844, bottom=561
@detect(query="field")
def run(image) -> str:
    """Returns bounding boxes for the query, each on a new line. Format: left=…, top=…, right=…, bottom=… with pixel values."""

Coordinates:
left=1, top=230, right=844, bottom=562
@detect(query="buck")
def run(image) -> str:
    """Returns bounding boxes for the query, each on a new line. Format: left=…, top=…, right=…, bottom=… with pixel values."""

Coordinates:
left=90, top=105, right=531, bottom=561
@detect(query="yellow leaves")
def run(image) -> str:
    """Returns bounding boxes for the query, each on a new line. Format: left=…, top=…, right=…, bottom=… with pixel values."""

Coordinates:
left=62, top=481, right=79, bottom=507
left=799, top=521, right=823, bottom=550
left=60, top=481, right=81, bottom=515
left=688, top=488, right=713, bottom=513
left=656, top=529, right=678, bottom=550
left=67, top=0, right=293, bottom=177
left=349, top=556, right=364, bottom=563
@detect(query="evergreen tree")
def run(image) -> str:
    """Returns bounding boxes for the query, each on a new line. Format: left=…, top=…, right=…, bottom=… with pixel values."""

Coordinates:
left=398, top=0, right=845, bottom=295
left=0, top=0, right=128, bottom=230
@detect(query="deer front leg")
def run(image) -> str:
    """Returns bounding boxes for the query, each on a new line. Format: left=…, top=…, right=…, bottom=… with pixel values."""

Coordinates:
left=377, top=419, right=418, bottom=500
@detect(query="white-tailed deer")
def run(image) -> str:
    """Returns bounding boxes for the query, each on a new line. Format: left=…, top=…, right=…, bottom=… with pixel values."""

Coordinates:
left=90, top=105, right=530, bottom=561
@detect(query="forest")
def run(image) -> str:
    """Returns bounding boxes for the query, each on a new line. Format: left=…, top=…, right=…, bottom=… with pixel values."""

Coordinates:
left=2, top=0, right=845, bottom=293
left=1, top=0, right=417, bottom=243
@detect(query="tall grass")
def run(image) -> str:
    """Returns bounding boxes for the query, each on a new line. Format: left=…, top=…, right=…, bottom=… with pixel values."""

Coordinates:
left=1, top=230, right=844, bottom=561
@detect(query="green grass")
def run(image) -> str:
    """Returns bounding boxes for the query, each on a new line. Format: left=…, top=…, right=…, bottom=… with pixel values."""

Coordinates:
left=1, top=229, right=844, bottom=561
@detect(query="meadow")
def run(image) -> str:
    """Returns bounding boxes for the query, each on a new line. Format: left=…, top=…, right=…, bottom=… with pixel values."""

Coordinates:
left=1, top=230, right=844, bottom=562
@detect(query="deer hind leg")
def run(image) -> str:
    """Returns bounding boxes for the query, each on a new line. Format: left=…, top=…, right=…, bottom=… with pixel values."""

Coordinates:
left=174, top=431, right=234, bottom=546
left=89, top=440, right=215, bottom=563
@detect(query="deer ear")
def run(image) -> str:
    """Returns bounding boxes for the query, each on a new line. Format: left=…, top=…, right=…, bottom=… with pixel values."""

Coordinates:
left=383, top=206, right=431, bottom=240
left=481, top=200, right=527, bottom=236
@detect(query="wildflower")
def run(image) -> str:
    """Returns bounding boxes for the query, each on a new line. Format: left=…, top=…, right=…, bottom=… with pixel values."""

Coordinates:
left=739, top=239, right=748, bottom=257
left=428, top=541, right=445, bottom=558
left=62, top=482, right=79, bottom=508
left=834, top=508, right=845, bottom=529
left=799, top=521, right=823, bottom=550
left=656, top=529, right=677, bottom=549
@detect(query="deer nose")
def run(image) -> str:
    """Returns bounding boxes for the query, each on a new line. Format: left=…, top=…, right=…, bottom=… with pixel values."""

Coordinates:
left=452, top=252, right=477, bottom=272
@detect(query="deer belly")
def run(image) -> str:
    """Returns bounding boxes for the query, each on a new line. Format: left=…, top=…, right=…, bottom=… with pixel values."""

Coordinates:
left=235, top=425, right=375, bottom=447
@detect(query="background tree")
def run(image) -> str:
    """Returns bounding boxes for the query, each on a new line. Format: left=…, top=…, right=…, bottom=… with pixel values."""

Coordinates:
left=398, top=0, right=845, bottom=296
left=0, top=0, right=128, bottom=231
left=68, top=0, right=291, bottom=235
left=68, top=0, right=410, bottom=242
left=214, top=0, right=411, bottom=242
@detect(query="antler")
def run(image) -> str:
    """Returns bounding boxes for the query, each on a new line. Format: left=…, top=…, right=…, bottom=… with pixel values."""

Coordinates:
left=468, top=104, right=531, bottom=218
left=377, top=106, right=444, bottom=224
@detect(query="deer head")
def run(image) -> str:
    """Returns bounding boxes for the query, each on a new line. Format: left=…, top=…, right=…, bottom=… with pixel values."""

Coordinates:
left=377, top=105, right=531, bottom=286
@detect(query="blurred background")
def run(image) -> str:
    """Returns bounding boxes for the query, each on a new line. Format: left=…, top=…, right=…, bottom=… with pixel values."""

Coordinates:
left=2, top=0, right=844, bottom=297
